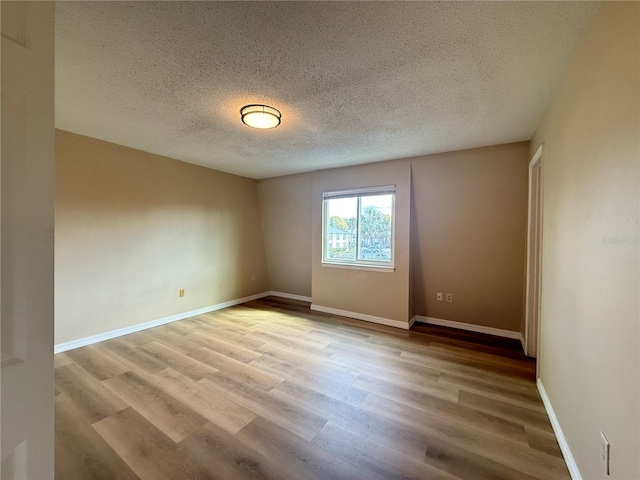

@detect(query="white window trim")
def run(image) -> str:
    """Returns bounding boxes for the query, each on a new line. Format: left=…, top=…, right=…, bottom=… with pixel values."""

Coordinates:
left=321, top=262, right=396, bottom=273
left=321, top=185, right=396, bottom=271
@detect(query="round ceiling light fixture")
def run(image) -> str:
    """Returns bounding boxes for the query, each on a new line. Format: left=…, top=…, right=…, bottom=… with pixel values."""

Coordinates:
left=240, top=104, right=281, bottom=129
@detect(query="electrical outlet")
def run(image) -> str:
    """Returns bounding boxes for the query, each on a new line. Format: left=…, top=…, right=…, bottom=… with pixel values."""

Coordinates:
left=179, top=289, right=185, bottom=297
left=436, top=292, right=443, bottom=301
left=600, top=431, right=610, bottom=475
left=251, top=273, right=256, bottom=281
left=446, top=293, right=453, bottom=303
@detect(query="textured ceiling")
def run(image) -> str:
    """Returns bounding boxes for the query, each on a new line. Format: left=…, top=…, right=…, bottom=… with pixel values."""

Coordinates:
left=55, top=1, right=598, bottom=179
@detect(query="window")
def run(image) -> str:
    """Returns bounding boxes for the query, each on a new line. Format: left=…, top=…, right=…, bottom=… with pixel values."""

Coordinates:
left=322, top=185, right=395, bottom=270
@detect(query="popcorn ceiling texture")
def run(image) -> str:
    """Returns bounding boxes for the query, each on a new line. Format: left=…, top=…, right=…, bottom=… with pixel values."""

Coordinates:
left=55, top=1, right=597, bottom=179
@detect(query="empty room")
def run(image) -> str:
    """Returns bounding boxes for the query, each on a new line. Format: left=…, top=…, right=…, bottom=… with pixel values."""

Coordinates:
left=1, top=1, right=638, bottom=480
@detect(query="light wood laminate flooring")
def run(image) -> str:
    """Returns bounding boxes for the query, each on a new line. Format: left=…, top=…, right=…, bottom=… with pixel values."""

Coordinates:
left=55, top=296, right=569, bottom=480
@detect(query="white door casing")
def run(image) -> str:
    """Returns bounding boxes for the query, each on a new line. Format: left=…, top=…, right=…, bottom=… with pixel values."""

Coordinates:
left=525, top=144, right=543, bottom=362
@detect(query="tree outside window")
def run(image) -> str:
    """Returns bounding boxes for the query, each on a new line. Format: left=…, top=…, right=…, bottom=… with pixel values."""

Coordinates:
left=322, top=186, right=395, bottom=268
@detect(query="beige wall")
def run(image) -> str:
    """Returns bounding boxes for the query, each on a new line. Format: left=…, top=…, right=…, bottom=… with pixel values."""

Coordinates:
left=258, top=145, right=528, bottom=331
left=531, top=3, right=639, bottom=479
left=311, top=160, right=412, bottom=325
left=411, top=143, right=529, bottom=331
left=55, top=130, right=269, bottom=344
left=257, top=173, right=312, bottom=297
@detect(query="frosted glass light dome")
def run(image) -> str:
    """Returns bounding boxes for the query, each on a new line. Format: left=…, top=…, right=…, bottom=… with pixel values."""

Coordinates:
left=240, top=104, right=281, bottom=129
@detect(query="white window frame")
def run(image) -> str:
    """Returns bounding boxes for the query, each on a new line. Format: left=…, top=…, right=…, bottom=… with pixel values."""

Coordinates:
left=321, top=185, right=396, bottom=272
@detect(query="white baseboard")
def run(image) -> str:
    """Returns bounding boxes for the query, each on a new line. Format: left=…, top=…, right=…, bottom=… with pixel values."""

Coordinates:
left=519, top=333, right=526, bottom=352
left=413, top=315, right=521, bottom=340
left=537, top=378, right=581, bottom=480
left=269, top=291, right=312, bottom=302
left=310, top=304, right=410, bottom=330
left=54, top=291, right=271, bottom=354
left=409, top=315, right=417, bottom=328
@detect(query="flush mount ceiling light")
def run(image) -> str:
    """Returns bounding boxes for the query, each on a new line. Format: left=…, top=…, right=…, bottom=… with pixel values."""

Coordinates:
left=240, top=104, right=281, bottom=129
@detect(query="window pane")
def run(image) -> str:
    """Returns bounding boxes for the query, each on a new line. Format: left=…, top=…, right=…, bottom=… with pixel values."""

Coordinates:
left=326, top=197, right=357, bottom=260
left=358, top=194, right=392, bottom=262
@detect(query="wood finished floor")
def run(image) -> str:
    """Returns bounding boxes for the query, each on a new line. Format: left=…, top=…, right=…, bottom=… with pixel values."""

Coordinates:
left=55, top=296, right=569, bottom=480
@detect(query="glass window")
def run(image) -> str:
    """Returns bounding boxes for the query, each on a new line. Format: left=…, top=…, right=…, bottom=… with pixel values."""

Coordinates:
left=322, top=185, right=395, bottom=269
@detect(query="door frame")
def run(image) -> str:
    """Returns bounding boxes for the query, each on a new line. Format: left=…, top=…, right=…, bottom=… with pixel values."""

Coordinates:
left=524, top=144, right=543, bottom=362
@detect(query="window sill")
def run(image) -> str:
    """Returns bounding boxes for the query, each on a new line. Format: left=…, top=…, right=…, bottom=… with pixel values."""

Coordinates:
left=321, top=262, right=395, bottom=273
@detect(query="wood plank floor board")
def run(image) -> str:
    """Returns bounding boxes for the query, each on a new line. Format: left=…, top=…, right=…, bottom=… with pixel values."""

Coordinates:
left=246, top=329, right=331, bottom=357
left=153, top=368, right=257, bottom=434
left=183, top=330, right=262, bottom=363
left=398, top=347, right=536, bottom=384
left=305, top=327, right=371, bottom=343
left=353, top=374, right=529, bottom=443
left=54, top=352, right=74, bottom=368
left=412, top=329, right=529, bottom=361
left=103, top=371, right=208, bottom=443
left=198, top=375, right=327, bottom=441
left=55, top=296, right=570, bottom=480
left=438, top=372, right=544, bottom=409
left=192, top=315, right=257, bottom=337
left=234, top=415, right=357, bottom=480
left=98, top=339, right=168, bottom=374
left=525, top=426, right=565, bottom=459
left=244, top=303, right=372, bottom=335
left=327, top=352, right=442, bottom=389
left=55, top=395, right=140, bottom=480
left=427, top=341, right=537, bottom=371
left=256, top=342, right=360, bottom=384
left=334, top=321, right=414, bottom=340
left=187, top=323, right=265, bottom=351
left=325, top=345, right=448, bottom=385
left=457, top=389, right=554, bottom=433
left=424, top=438, right=542, bottom=480
left=55, top=363, right=129, bottom=424
left=92, top=408, right=206, bottom=480
left=414, top=345, right=536, bottom=379
left=248, top=354, right=368, bottom=407
left=270, top=380, right=431, bottom=461
left=250, top=321, right=319, bottom=340
left=324, top=342, right=410, bottom=370
left=66, top=345, right=129, bottom=382
left=171, top=316, right=205, bottom=329
left=354, top=371, right=460, bottom=404
left=361, top=393, right=569, bottom=479
left=312, top=421, right=457, bottom=480
left=201, top=310, right=258, bottom=329
left=160, top=320, right=198, bottom=335
left=138, top=341, right=218, bottom=381
left=140, top=325, right=203, bottom=355
left=112, top=329, right=158, bottom=348
left=252, top=323, right=334, bottom=349
left=178, top=421, right=278, bottom=480
left=187, top=346, right=284, bottom=391
left=400, top=349, right=537, bottom=390
left=323, top=335, right=405, bottom=358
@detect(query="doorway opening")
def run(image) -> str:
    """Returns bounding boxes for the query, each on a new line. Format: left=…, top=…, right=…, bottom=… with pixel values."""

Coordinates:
left=525, top=145, right=543, bottom=363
